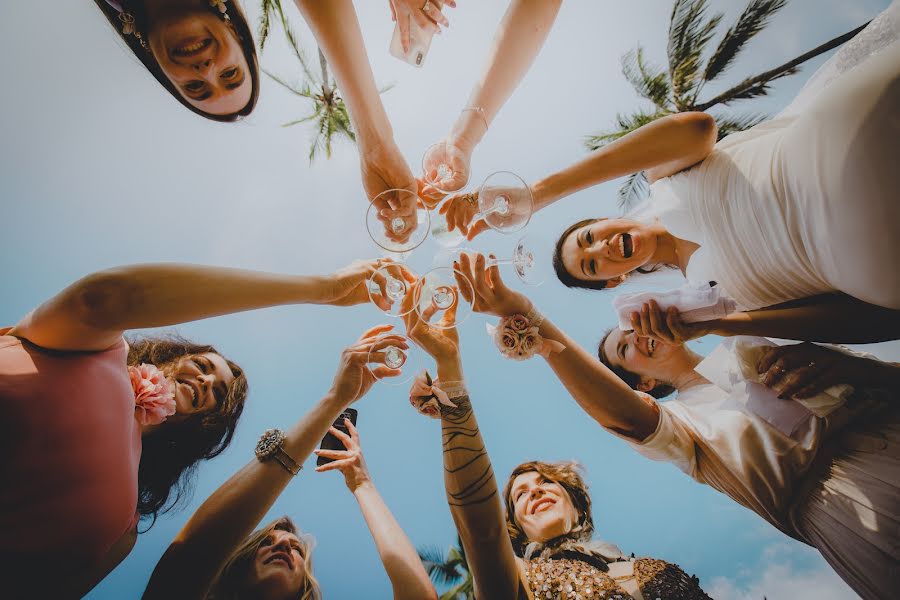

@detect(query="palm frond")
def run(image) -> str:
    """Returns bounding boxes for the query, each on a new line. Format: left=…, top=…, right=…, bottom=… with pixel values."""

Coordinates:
left=281, top=115, right=318, bottom=128
left=263, top=69, right=315, bottom=98
left=621, top=46, right=672, bottom=110
left=711, top=65, right=798, bottom=105
left=585, top=110, right=668, bottom=152
left=274, top=3, right=316, bottom=82
left=667, top=0, right=723, bottom=106
left=418, top=547, right=464, bottom=585
left=713, top=112, right=768, bottom=139
left=440, top=575, right=475, bottom=600
left=617, top=171, right=649, bottom=210
left=257, top=0, right=279, bottom=49
left=704, top=0, right=788, bottom=82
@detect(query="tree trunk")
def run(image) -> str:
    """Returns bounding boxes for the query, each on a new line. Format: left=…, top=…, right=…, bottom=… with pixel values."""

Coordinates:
left=319, top=47, right=332, bottom=97
left=694, top=21, right=870, bottom=112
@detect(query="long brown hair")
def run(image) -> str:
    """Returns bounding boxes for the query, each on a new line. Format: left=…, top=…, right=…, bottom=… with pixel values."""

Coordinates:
left=92, top=0, right=260, bottom=121
left=597, top=328, right=676, bottom=399
left=503, top=461, right=595, bottom=557
left=210, top=516, right=322, bottom=600
left=128, top=334, right=247, bottom=527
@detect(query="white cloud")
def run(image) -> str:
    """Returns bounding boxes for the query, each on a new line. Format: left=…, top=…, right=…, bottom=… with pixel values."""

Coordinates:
left=707, top=543, right=860, bottom=600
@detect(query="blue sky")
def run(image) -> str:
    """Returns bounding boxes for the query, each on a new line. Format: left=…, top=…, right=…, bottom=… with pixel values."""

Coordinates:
left=0, top=0, right=894, bottom=598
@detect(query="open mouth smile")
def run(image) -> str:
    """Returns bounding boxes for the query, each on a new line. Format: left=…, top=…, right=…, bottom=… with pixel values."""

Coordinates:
left=619, top=233, right=633, bottom=259
left=531, top=497, right=556, bottom=515
left=172, top=38, right=213, bottom=57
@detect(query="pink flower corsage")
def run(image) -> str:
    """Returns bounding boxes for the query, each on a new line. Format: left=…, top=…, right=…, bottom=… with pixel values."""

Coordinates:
left=486, top=313, right=566, bottom=361
left=409, top=370, right=458, bottom=419
left=129, top=363, right=176, bottom=426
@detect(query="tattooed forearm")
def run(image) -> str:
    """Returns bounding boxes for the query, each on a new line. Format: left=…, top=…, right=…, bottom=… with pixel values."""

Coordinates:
left=440, top=395, right=500, bottom=511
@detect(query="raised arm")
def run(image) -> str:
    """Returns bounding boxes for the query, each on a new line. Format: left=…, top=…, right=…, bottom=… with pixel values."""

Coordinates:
left=420, top=0, right=562, bottom=204
left=455, top=253, right=660, bottom=441
left=292, top=0, right=417, bottom=207
left=403, top=300, right=523, bottom=599
left=631, top=294, right=900, bottom=345
left=444, top=112, right=717, bottom=239
left=315, top=421, right=436, bottom=600
left=9, top=260, right=384, bottom=352
left=143, top=326, right=405, bottom=599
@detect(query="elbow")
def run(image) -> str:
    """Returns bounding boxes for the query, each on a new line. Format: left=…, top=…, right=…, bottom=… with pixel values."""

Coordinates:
left=681, top=111, right=718, bottom=150
left=70, top=268, right=139, bottom=329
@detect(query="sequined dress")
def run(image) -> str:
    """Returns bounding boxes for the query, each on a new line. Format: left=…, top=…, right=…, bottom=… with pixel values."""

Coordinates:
left=524, top=556, right=712, bottom=600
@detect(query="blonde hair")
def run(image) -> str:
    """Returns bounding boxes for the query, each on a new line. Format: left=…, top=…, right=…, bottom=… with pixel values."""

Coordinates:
left=503, top=461, right=595, bottom=556
left=209, top=516, right=322, bottom=600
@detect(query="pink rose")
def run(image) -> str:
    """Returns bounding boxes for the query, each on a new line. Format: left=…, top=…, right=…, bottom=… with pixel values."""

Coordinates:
left=129, top=363, right=176, bottom=426
left=507, top=315, right=530, bottom=333
left=498, top=328, right=521, bottom=356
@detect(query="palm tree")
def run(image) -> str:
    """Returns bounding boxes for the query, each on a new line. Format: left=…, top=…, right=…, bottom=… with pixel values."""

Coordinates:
left=418, top=537, right=475, bottom=600
left=588, top=0, right=870, bottom=208
left=256, top=0, right=356, bottom=162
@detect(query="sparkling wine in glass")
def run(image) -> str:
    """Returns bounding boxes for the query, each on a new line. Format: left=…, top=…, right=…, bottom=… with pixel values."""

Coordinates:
left=366, top=189, right=431, bottom=254
left=471, top=171, right=534, bottom=235
left=366, top=333, right=423, bottom=386
left=422, top=142, right=469, bottom=195
left=367, top=263, right=418, bottom=317
left=414, top=266, right=474, bottom=330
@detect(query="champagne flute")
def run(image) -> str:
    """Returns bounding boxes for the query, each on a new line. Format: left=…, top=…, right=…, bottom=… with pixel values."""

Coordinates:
left=366, top=189, right=431, bottom=254
left=414, top=266, right=474, bottom=330
left=470, top=171, right=533, bottom=235
left=366, top=333, right=424, bottom=386
left=367, top=263, right=418, bottom=317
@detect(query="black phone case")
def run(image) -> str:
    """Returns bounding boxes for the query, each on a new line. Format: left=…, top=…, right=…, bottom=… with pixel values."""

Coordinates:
left=316, top=408, right=358, bottom=466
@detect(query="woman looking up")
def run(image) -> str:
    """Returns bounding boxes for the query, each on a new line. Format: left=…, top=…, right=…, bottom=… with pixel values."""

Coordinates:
left=93, top=0, right=259, bottom=120
left=0, top=258, right=391, bottom=597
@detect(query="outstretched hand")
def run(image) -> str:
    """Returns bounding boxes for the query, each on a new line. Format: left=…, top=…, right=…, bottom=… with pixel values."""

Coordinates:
left=321, top=259, right=412, bottom=309
left=629, top=300, right=714, bottom=344
left=402, top=281, right=461, bottom=362
left=439, top=192, right=488, bottom=240
left=453, top=252, right=532, bottom=317
left=361, top=141, right=419, bottom=245
left=330, top=325, right=407, bottom=403
left=756, top=342, right=867, bottom=400
left=314, top=419, right=371, bottom=492
left=389, top=0, right=454, bottom=53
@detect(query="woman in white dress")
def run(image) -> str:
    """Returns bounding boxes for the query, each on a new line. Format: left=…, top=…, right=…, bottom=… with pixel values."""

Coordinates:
left=443, top=3, right=900, bottom=343
left=454, top=252, right=900, bottom=600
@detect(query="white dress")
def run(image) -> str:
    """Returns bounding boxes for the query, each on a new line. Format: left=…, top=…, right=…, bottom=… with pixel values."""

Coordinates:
left=647, top=2, right=900, bottom=311
left=627, top=337, right=898, bottom=600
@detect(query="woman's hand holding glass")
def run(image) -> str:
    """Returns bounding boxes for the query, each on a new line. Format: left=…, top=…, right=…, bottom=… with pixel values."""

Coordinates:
left=629, top=300, right=715, bottom=344
left=330, top=325, right=407, bottom=403
left=402, top=282, right=461, bottom=365
left=420, top=139, right=472, bottom=208
left=439, top=178, right=533, bottom=240
left=314, top=419, right=372, bottom=492
left=317, top=259, right=402, bottom=308
left=361, top=142, right=419, bottom=243
left=452, top=252, right=532, bottom=318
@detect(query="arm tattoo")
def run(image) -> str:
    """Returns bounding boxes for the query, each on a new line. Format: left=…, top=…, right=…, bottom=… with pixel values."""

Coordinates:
left=440, top=395, right=498, bottom=507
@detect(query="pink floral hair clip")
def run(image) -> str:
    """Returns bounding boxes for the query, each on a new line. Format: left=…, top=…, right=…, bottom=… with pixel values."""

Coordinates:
left=486, top=312, right=565, bottom=361
left=129, top=363, right=176, bottom=426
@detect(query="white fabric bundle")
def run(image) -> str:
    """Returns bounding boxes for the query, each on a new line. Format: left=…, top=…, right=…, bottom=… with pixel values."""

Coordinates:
left=613, top=281, right=737, bottom=330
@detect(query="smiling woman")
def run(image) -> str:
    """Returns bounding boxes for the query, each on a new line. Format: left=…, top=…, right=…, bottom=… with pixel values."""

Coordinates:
left=92, top=0, right=259, bottom=121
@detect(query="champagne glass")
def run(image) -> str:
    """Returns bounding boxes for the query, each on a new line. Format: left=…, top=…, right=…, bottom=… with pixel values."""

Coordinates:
left=366, top=189, right=431, bottom=254
left=422, top=141, right=469, bottom=195
left=414, top=266, right=474, bottom=330
left=366, top=333, right=424, bottom=386
left=367, top=263, right=418, bottom=317
left=471, top=171, right=533, bottom=235
left=488, top=234, right=548, bottom=286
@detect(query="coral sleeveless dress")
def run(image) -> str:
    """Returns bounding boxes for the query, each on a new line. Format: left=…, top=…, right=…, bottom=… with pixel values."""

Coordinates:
left=0, top=328, right=141, bottom=579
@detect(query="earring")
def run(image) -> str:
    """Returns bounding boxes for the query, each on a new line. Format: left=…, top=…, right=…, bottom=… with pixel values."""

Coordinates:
left=209, top=0, right=230, bottom=21
left=118, top=11, right=149, bottom=50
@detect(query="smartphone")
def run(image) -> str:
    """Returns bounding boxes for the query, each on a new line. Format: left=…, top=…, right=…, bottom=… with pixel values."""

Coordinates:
left=316, top=408, right=358, bottom=466
left=389, top=19, right=433, bottom=68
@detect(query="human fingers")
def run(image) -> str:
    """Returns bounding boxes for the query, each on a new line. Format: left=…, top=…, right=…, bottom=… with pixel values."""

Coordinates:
left=423, top=0, right=449, bottom=27
left=328, top=424, right=354, bottom=449
left=665, top=307, right=694, bottom=344
left=646, top=301, right=675, bottom=344
left=485, top=255, right=508, bottom=295
left=399, top=13, right=411, bottom=53
left=412, top=3, right=440, bottom=33
left=776, top=364, right=824, bottom=400
left=452, top=260, right=475, bottom=305
left=757, top=345, right=790, bottom=374
left=345, top=419, right=360, bottom=444
left=761, top=355, right=792, bottom=388
left=793, top=368, right=841, bottom=399
left=466, top=219, right=489, bottom=240
left=314, top=447, right=351, bottom=461
left=439, top=296, right=458, bottom=328
left=389, top=0, right=397, bottom=21
left=367, top=269, right=392, bottom=312
left=638, top=305, right=654, bottom=340
left=314, top=456, right=356, bottom=473
left=421, top=301, right=439, bottom=323
left=359, top=324, right=395, bottom=342
left=370, top=365, right=402, bottom=379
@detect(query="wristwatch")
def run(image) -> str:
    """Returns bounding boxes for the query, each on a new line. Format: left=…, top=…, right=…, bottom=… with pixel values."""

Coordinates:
left=255, top=429, right=302, bottom=475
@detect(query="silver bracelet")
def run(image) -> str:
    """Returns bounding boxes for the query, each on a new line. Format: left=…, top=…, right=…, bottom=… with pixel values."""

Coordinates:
left=461, top=106, right=489, bottom=131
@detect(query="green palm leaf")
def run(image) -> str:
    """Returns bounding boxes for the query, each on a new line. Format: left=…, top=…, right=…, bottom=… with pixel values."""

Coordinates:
left=621, top=46, right=672, bottom=111
left=712, top=113, right=768, bottom=139
left=703, top=0, right=788, bottom=82
left=618, top=171, right=649, bottom=210
left=667, top=0, right=723, bottom=106
left=585, top=109, right=668, bottom=152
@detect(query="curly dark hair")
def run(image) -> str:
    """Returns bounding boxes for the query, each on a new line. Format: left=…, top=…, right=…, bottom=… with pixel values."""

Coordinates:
left=503, top=461, right=594, bottom=557
left=552, top=218, right=668, bottom=290
left=597, top=328, right=676, bottom=399
left=128, top=335, right=247, bottom=527
left=91, top=0, right=259, bottom=122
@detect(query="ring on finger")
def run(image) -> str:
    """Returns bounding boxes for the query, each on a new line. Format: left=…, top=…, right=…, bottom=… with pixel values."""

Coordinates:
left=421, top=1, right=432, bottom=13
left=460, top=192, right=477, bottom=206
left=807, top=361, right=816, bottom=369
